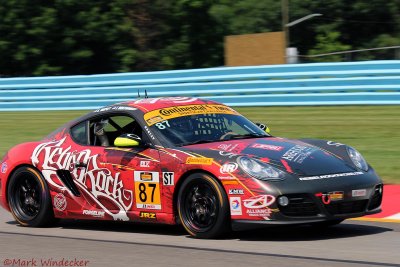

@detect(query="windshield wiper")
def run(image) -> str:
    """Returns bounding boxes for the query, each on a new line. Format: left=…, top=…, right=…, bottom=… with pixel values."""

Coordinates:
left=226, top=133, right=268, bottom=140
left=182, top=139, right=217, bottom=146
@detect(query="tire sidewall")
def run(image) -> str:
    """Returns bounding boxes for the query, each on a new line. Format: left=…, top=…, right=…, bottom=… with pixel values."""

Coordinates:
left=7, top=167, right=54, bottom=227
left=177, top=173, right=230, bottom=239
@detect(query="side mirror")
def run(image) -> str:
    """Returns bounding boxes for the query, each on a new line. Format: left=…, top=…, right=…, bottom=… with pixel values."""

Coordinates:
left=114, top=134, right=142, bottom=147
left=255, top=123, right=271, bottom=134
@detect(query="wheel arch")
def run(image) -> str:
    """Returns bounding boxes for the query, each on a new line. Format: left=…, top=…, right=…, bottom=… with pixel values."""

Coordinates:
left=172, top=169, right=227, bottom=224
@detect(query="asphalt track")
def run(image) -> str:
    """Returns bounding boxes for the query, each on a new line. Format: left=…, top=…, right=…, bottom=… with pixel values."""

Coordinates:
left=0, top=210, right=399, bottom=267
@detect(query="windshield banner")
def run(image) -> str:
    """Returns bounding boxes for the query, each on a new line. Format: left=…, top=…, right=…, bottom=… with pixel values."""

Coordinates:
left=144, top=104, right=238, bottom=125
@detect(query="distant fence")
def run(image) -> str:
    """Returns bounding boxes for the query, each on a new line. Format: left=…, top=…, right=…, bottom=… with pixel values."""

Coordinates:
left=1, top=60, right=400, bottom=111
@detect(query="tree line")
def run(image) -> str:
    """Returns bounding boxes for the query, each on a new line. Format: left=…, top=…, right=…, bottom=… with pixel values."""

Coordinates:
left=0, top=0, right=399, bottom=77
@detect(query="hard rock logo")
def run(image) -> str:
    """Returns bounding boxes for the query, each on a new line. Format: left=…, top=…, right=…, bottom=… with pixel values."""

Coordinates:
left=32, top=137, right=133, bottom=221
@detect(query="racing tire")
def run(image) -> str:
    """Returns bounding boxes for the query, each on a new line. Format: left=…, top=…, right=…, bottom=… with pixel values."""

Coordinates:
left=7, top=166, right=56, bottom=227
left=177, top=173, right=230, bottom=239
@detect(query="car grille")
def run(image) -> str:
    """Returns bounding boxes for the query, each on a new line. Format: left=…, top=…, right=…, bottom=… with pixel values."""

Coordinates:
left=325, top=200, right=368, bottom=215
left=279, top=194, right=320, bottom=217
left=368, top=184, right=383, bottom=210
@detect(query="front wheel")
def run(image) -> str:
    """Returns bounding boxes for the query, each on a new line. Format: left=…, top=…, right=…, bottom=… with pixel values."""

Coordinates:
left=177, top=173, right=230, bottom=239
left=7, top=167, right=56, bottom=227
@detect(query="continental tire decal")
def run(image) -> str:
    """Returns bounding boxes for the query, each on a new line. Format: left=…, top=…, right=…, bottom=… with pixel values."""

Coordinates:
left=144, top=104, right=238, bottom=126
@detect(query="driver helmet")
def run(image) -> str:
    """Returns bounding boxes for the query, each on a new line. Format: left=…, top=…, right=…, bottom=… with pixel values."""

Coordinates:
left=94, top=119, right=109, bottom=136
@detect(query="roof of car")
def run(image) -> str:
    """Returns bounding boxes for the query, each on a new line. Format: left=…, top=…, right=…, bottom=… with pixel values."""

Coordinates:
left=115, top=97, right=222, bottom=113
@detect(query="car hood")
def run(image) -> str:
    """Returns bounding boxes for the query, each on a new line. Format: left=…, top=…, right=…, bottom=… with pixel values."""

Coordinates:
left=182, top=137, right=356, bottom=176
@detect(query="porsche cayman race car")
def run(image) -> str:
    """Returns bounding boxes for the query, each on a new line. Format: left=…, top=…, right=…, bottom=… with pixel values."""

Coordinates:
left=0, top=97, right=383, bottom=238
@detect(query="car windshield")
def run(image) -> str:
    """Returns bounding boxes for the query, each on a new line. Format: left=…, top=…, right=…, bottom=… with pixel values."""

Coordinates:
left=148, top=113, right=269, bottom=147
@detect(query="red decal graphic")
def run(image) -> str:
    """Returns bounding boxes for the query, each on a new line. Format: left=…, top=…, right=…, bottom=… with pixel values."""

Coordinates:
left=251, top=144, right=284, bottom=151
left=280, top=159, right=293, bottom=173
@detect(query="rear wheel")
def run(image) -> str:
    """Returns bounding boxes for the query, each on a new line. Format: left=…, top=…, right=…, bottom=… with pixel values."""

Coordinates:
left=7, top=167, right=56, bottom=227
left=177, top=173, right=230, bottom=239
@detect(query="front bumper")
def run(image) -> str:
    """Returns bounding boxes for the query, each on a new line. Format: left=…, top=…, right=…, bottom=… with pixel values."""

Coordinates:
left=232, top=183, right=383, bottom=231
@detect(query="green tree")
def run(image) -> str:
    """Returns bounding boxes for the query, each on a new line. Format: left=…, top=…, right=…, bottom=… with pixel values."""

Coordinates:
left=160, top=0, right=223, bottom=69
left=1, top=0, right=400, bottom=76
left=210, top=0, right=282, bottom=35
left=307, top=27, right=351, bottom=62
left=0, top=0, right=137, bottom=76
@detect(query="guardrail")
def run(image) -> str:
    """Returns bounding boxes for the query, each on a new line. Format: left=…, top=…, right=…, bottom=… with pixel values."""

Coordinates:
left=1, top=60, right=400, bottom=111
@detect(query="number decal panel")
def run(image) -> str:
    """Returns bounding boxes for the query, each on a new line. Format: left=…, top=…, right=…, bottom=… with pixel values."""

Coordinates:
left=134, top=171, right=161, bottom=210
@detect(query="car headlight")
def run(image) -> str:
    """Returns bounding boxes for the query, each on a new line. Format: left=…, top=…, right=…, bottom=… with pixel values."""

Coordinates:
left=237, top=156, right=286, bottom=181
left=347, top=147, right=369, bottom=171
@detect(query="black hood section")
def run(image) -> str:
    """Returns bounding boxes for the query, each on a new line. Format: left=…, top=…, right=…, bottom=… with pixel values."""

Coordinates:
left=183, top=137, right=356, bottom=176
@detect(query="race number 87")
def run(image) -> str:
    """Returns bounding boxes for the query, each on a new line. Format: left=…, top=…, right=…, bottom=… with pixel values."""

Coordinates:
left=134, top=182, right=161, bottom=210
left=138, top=183, right=156, bottom=202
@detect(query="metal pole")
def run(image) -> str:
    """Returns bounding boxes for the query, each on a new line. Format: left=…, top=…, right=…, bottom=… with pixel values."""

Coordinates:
left=281, top=0, right=289, bottom=62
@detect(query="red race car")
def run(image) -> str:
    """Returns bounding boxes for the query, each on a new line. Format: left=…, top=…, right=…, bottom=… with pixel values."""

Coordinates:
left=0, top=97, right=382, bottom=238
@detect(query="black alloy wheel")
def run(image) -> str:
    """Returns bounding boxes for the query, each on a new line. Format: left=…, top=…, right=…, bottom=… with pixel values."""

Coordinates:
left=177, top=173, right=230, bottom=239
left=8, top=167, right=56, bottom=227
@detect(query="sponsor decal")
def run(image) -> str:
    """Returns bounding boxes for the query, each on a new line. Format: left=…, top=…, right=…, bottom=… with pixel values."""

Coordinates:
left=352, top=189, right=367, bottom=197
left=144, top=126, right=156, bottom=140
left=140, top=204, right=159, bottom=209
left=186, top=157, right=213, bottom=165
left=139, top=172, right=153, bottom=181
left=218, top=144, right=233, bottom=151
left=134, top=171, right=161, bottom=210
left=251, top=144, right=284, bottom=151
left=228, top=189, right=244, bottom=195
left=139, top=211, right=157, bottom=219
left=218, top=144, right=239, bottom=152
left=82, top=210, right=105, bottom=218
left=32, top=138, right=133, bottom=221
left=94, top=106, right=137, bottom=112
left=220, top=162, right=238, bottom=174
left=218, top=151, right=237, bottom=158
left=327, top=141, right=344, bottom=147
left=299, top=171, right=363, bottom=181
left=144, top=104, right=238, bottom=126
left=246, top=208, right=272, bottom=217
left=162, top=172, right=174, bottom=186
left=282, top=145, right=315, bottom=164
left=146, top=116, right=164, bottom=125
left=329, top=191, right=344, bottom=201
left=53, top=193, right=67, bottom=211
left=315, top=191, right=343, bottom=204
left=217, top=143, right=246, bottom=154
left=243, top=195, right=275, bottom=209
left=1, top=162, right=7, bottom=173
left=230, top=197, right=242, bottom=215
left=140, top=161, right=150, bottom=168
